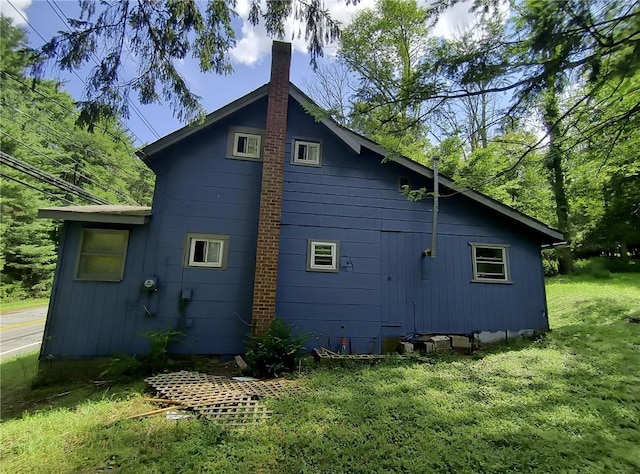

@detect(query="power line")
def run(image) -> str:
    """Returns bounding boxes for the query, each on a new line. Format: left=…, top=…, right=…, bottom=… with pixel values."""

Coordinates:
left=1, top=172, right=76, bottom=205
left=6, top=0, right=47, bottom=43
left=0, top=128, right=136, bottom=205
left=0, top=70, right=150, bottom=174
left=45, top=0, right=162, bottom=141
left=0, top=151, right=109, bottom=205
left=3, top=111, right=141, bottom=204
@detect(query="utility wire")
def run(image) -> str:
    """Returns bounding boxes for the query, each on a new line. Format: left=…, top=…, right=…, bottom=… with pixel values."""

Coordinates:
left=0, top=71, right=150, bottom=174
left=1, top=172, right=76, bottom=205
left=0, top=151, right=109, bottom=205
left=3, top=112, right=140, bottom=204
left=7, top=0, right=150, bottom=143
left=45, top=0, right=161, bottom=141
left=0, top=128, right=136, bottom=205
left=13, top=95, right=146, bottom=182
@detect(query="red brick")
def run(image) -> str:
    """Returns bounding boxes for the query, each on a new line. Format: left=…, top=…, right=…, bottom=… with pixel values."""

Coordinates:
left=251, top=41, right=291, bottom=336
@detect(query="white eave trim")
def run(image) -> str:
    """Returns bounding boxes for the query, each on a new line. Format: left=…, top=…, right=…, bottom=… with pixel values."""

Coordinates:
left=289, top=85, right=362, bottom=154
left=387, top=153, right=563, bottom=241
left=38, top=206, right=152, bottom=225
left=137, top=84, right=270, bottom=160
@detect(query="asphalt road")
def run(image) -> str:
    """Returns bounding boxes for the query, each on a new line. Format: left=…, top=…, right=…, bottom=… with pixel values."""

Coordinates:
left=0, top=306, right=48, bottom=360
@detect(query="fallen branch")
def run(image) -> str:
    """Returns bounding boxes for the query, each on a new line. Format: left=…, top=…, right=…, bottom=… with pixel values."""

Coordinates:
left=126, top=405, right=185, bottom=419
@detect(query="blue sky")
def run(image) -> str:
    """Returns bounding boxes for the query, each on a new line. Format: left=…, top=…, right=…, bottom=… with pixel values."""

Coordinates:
left=1, top=0, right=477, bottom=147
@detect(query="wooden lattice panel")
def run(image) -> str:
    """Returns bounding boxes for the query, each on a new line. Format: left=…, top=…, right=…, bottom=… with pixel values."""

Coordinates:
left=145, top=371, right=302, bottom=424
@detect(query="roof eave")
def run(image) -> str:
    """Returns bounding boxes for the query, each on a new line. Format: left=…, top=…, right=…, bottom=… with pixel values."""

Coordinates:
left=137, top=84, right=270, bottom=162
left=38, top=206, right=152, bottom=225
left=360, top=147, right=564, bottom=243
left=289, top=85, right=362, bottom=154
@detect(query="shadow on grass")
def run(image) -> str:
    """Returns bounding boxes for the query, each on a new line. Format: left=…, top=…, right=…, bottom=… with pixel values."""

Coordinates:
left=0, top=352, right=147, bottom=422
left=73, top=417, right=229, bottom=473
left=547, top=272, right=635, bottom=283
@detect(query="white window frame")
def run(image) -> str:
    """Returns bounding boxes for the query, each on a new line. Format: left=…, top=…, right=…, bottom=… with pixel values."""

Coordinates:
left=293, top=140, right=321, bottom=166
left=232, top=132, right=261, bottom=159
left=307, top=240, right=339, bottom=272
left=75, top=228, right=129, bottom=281
left=184, top=233, right=229, bottom=269
left=470, top=243, right=511, bottom=283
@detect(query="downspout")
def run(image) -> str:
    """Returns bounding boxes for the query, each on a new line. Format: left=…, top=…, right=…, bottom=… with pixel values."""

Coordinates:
left=430, top=155, right=439, bottom=258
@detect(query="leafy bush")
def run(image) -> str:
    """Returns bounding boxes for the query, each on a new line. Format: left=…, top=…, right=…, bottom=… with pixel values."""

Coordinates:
left=101, top=352, right=144, bottom=378
left=542, top=258, right=559, bottom=277
left=141, top=329, right=185, bottom=373
left=244, top=318, right=306, bottom=378
left=573, top=258, right=611, bottom=279
left=602, top=257, right=640, bottom=273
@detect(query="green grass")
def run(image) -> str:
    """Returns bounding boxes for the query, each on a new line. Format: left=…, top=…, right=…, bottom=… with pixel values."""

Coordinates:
left=2, top=274, right=639, bottom=473
left=0, top=298, right=49, bottom=313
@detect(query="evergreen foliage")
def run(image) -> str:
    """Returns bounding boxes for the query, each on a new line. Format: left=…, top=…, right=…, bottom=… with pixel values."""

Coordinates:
left=0, top=16, right=154, bottom=300
left=38, top=0, right=355, bottom=125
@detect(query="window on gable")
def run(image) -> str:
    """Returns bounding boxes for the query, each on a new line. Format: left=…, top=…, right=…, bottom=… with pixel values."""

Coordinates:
left=185, top=233, right=229, bottom=269
left=233, top=132, right=261, bottom=159
left=75, top=229, right=129, bottom=281
left=470, top=243, right=511, bottom=283
left=307, top=240, right=339, bottom=272
left=293, top=140, right=321, bottom=166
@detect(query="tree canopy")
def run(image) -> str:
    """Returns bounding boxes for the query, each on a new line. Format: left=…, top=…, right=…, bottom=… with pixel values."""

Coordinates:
left=302, top=0, right=639, bottom=268
left=1, top=16, right=153, bottom=299
left=38, top=0, right=361, bottom=126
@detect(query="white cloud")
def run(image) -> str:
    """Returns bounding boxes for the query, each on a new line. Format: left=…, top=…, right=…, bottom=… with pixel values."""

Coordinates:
left=429, top=0, right=510, bottom=39
left=230, top=0, right=375, bottom=66
left=228, top=0, right=510, bottom=65
left=430, top=0, right=475, bottom=39
left=0, top=0, right=32, bottom=26
left=230, top=20, right=273, bottom=66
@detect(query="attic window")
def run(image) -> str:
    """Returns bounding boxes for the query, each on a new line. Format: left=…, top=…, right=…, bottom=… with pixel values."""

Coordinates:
left=227, top=127, right=264, bottom=161
left=307, top=240, right=339, bottom=272
left=293, top=140, right=321, bottom=166
left=184, top=233, right=229, bottom=269
left=470, top=243, right=511, bottom=283
left=75, top=229, right=129, bottom=281
left=233, top=132, right=261, bottom=159
left=398, top=176, right=410, bottom=192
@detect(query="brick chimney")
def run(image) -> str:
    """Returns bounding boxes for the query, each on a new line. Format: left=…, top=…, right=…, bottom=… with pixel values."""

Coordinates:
left=251, top=41, right=291, bottom=335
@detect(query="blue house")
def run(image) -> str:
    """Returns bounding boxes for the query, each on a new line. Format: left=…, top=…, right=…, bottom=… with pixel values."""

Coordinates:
left=38, top=42, right=563, bottom=363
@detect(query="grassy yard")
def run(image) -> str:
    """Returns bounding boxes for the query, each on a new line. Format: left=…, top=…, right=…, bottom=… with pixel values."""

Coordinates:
left=1, top=274, right=639, bottom=473
left=0, top=297, right=49, bottom=314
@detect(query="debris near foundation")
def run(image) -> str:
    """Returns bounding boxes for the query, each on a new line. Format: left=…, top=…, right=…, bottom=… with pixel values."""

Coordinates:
left=136, top=370, right=305, bottom=425
left=312, top=347, right=389, bottom=365
left=405, top=333, right=478, bottom=354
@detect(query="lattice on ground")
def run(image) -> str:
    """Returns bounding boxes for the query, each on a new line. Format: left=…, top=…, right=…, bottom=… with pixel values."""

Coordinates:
left=145, top=371, right=304, bottom=424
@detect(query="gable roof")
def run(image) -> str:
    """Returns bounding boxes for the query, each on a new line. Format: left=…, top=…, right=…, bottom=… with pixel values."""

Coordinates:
left=137, top=83, right=564, bottom=243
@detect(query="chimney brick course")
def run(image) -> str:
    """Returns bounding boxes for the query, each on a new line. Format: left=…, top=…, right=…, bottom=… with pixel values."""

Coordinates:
left=251, top=41, right=291, bottom=335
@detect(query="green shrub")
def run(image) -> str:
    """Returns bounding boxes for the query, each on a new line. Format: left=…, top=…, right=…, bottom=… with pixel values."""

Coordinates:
left=101, top=353, right=144, bottom=378
left=141, top=329, right=185, bottom=373
left=603, top=257, right=640, bottom=273
left=542, top=258, right=559, bottom=277
left=573, top=258, right=611, bottom=279
left=244, top=318, right=306, bottom=378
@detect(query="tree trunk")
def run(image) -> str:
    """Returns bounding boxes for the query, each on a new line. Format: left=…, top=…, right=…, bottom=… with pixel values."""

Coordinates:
left=542, top=81, right=572, bottom=274
left=620, top=241, right=629, bottom=262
